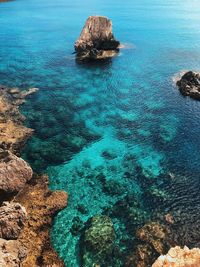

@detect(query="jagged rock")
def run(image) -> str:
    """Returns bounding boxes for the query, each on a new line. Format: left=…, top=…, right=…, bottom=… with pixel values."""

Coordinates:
left=0, top=152, right=33, bottom=197
left=75, top=16, right=120, bottom=60
left=0, top=201, right=27, bottom=239
left=0, top=238, right=27, bottom=267
left=176, top=71, right=200, bottom=100
left=152, top=246, right=200, bottom=267
left=15, top=174, right=67, bottom=267
left=81, top=215, right=116, bottom=266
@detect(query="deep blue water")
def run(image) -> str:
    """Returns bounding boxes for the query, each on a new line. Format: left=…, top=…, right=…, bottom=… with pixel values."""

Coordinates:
left=1, top=0, right=200, bottom=266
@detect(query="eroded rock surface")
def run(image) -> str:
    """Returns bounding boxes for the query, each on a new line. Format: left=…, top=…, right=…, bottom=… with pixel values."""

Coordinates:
left=152, top=246, right=200, bottom=267
left=15, top=174, right=67, bottom=267
left=0, top=238, right=27, bottom=267
left=0, top=201, right=27, bottom=239
left=0, top=151, right=33, bottom=197
left=75, top=16, right=120, bottom=60
left=176, top=71, right=200, bottom=100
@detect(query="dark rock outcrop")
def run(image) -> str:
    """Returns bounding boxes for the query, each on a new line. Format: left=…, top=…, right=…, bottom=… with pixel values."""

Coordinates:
left=75, top=16, right=120, bottom=60
left=81, top=215, right=116, bottom=266
left=176, top=71, right=200, bottom=100
left=0, top=201, right=27, bottom=239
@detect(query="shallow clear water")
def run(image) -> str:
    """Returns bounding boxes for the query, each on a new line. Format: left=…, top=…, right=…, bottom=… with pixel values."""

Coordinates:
left=1, top=0, right=200, bottom=266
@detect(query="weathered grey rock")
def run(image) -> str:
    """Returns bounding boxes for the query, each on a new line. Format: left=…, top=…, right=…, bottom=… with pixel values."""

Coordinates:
left=176, top=71, right=200, bottom=100
left=81, top=215, right=115, bottom=266
left=0, top=201, right=27, bottom=239
left=0, top=152, right=33, bottom=196
left=0, top=238, right=27, bottom=267
left=75, top=16, right=120, bottom=60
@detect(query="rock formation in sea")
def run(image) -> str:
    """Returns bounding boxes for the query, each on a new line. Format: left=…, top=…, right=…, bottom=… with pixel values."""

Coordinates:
left=152, top=246, right=200, bottom=267
left=0, top=85, right=67, bottom=266
left=75, top=16, right=120, bottom=60
left=126, top=222, right=172, bottom=267
left=176, top=71, right=200, bottom=100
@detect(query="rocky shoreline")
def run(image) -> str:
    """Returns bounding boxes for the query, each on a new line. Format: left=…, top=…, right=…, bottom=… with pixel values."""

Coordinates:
left=0, top=85, right=67, bottom=266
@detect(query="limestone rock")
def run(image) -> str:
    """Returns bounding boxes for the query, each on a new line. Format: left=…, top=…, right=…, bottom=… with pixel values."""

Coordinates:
left=176, top=71, right=200, bottom=100
left=0, top=152, right=33, bottom=196
left=0, top=238, right=27, bottom=267
left=81, top=215, right=116, bottom=266
left=15, top=174, right=67, bottom=267
left=75, top=16, right=120, bottom=60
left=0, top=201, right=27, bottom=239
left=152, top=246, right=200, bottom=267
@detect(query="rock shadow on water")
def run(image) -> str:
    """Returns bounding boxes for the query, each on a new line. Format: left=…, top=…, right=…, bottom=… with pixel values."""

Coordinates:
left=75, top=53, right=114, bottom=68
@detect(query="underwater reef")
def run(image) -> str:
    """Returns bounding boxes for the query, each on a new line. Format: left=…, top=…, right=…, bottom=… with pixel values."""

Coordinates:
left=20, top=66, right=200, bottom=266
left=1, top=83, right=200, bottom=266
left=80, top=215, right=116, bottom=267
left=0, top=85, right=67, bottom=266
left=75, top=16, right=120, bottom=60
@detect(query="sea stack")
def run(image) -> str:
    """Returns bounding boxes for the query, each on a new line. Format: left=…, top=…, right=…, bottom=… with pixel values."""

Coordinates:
left=75, top=16, right=120, bottom=60
left=176, top=71, right=200, bottom=100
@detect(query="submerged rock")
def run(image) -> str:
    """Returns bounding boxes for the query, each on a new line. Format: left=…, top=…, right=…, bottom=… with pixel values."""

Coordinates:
left=176, top=71, right=200, bottom=100
left=126, top=222, right=171, bottom=267
left=152, top=246, right=200, bottom=267
left=81, top=215, right=116, bottom=266
left=75, top=16, right=120, bottom=60
left=0, top=201, right=27, bottom=239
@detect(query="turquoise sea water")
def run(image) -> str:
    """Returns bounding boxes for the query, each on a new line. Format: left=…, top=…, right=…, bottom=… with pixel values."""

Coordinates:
left=1, top=0, right=200, bottom=266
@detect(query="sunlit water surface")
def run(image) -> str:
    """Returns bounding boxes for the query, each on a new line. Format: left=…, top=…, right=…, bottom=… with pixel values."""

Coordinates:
left=1, top=0, right=200, bottom=266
